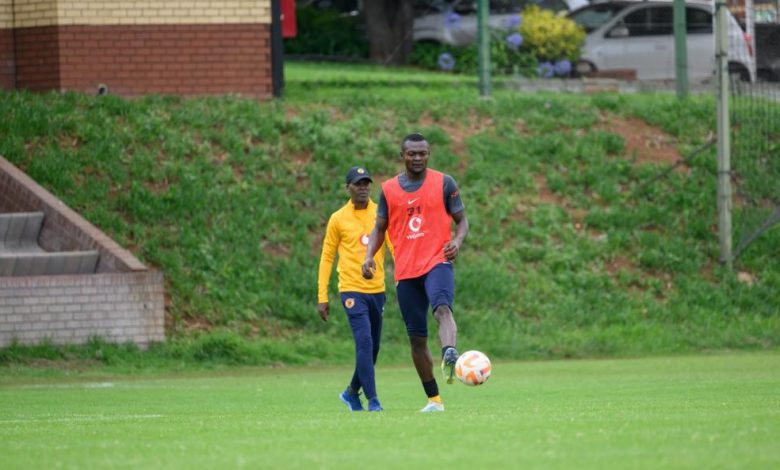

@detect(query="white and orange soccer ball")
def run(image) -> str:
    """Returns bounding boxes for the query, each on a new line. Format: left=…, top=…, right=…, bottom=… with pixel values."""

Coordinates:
left=454, top=350, right=492, bottom=386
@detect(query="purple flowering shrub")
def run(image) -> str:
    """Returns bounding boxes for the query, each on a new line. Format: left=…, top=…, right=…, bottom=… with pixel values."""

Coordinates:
left=410, top=9, right=583, bottom=78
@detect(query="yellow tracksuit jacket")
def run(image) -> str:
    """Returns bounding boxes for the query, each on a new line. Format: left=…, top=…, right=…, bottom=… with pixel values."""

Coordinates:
left=317, top=199, right=393, bottom=303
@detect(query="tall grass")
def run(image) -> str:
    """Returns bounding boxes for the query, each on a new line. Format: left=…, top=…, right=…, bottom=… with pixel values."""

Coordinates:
left=0, top=62, right=778, bottom=368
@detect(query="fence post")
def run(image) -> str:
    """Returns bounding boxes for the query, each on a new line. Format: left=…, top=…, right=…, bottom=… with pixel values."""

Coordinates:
left=715, top=0, right=732, bottom=266
left=674, top=0, right=689, bottom=99
left=477, top=0, right=491, bottom=97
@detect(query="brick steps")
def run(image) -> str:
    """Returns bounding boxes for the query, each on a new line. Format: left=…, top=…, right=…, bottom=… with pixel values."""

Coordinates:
left=1, top=155, right=164, bottom=348
left=0, top=212, right=99, bottom=276
left=0, top=211, right=44, bottom=253
left=0, top=251, right=100, bottom=276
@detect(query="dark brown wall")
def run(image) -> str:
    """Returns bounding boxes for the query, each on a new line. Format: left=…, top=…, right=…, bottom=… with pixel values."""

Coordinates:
left=0, top=28, right=13, bottom=89
left=13, top=26, right=60, bottom=91
left=17, top=23, right=271, bottom=97
left=9, top=23, right=272, bottom=97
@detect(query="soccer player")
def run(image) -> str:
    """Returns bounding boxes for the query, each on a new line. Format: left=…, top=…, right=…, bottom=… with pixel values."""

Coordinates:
left=362, top=133, right=469, bottom=412
left=317, top=166, right=392, bottom=412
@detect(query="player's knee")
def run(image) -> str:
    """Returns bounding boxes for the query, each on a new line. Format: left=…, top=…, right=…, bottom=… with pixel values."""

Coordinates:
left=433, top=305, right=453, bottom=321
left=409, top=336, right=427, bottom=352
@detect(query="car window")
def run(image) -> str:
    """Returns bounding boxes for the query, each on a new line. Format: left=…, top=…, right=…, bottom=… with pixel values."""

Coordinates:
left=568, top=3, right=629, bottom=33
left=621, top=6, right=673, bottom=36
left=686, top=7, right=712, bottom=34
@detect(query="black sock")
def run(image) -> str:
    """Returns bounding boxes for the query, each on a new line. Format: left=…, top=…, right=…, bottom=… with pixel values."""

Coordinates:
left=441, top=346, right=455, bottom=358
left=422, top=379, right=439, bottom=398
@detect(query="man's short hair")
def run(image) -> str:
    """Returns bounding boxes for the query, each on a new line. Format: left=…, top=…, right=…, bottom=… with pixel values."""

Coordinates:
left=403, top=133, right=426, bottom=144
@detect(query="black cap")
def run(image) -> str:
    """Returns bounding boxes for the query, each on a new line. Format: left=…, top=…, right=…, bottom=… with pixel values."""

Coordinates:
left=345, top=166, right=372, bottom=184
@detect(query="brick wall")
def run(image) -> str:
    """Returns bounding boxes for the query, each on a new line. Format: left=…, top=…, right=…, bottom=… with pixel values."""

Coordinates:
left=0, top=0, right=11, bottom=27
left=52, top=0, right=271, bottom=26
left=56, top=24, right=272, bottom=97
left=13, top=26, right=60, bottom=92
left=0, top=0, right=14, bottom=89
left=0, top=27, right=12, bottom=89
left=4, top=0, right=274, bottom=97
left=11, top=0, right=57, bottom=28
left=1, top=156, right=165, bottom=348
left=0, top=272, right=165, bottom=347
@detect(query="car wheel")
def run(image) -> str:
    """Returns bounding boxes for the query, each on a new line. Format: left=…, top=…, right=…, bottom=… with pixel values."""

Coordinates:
left=728, top=62, right=751, bottom=82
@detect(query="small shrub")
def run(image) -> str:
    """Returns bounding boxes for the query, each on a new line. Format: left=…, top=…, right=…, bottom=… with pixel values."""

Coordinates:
left=0, top=339, right=64, bottom=364
left=410, top=7, right=584, bottom=77
left=409, top=37, right=537, bottom=76
left=519, top=5, right=585, bottom=62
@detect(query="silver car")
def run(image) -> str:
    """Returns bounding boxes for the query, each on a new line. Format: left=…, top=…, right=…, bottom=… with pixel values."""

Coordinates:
left=568, top=0, right=756, bottom=81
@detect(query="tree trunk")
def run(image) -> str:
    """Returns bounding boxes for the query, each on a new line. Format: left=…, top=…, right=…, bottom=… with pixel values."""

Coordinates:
left=363, top=0, right=415, bottom=65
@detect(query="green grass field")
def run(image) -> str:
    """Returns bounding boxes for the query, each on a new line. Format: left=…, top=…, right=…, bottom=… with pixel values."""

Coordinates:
left=1, top=62, right=779, bottom=468
left=2, top=352, right=778, bottom=469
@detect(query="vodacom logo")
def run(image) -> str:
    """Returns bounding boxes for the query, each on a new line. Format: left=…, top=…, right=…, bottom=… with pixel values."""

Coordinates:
left=408, top=216, right=423, bottom=232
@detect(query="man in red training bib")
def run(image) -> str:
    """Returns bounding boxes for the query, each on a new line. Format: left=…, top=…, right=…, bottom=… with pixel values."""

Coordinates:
left=362, top=133, right=469, bottom=413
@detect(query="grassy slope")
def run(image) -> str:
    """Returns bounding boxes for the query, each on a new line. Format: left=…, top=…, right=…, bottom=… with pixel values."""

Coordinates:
left=1, top=353, right=778, bottom=468
left=0, top=62, right=778, bottom=367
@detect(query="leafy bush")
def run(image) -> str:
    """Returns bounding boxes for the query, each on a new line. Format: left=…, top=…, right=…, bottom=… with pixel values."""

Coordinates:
left=519, top=5, right=585, bottom=62
left=409, top=35, right=537, bottom=76
left=283, top=6, right=369, bottom=58
left=410, top=6, right=584, bottom=77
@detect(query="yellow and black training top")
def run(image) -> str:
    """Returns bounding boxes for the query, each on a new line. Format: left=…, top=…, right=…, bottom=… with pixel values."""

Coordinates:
left=317, top=199, right=393, bottom=303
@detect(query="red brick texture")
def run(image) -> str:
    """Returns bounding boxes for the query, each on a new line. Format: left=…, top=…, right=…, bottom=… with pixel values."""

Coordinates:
left=14, top=26, right=61, bottom=91
left=0, top=28, right=13, bottom=89
left=11, top=23, right=273, bottom=97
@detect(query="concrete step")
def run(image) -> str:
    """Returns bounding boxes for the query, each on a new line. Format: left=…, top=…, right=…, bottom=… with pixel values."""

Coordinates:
left=0, top=251, right=100, bottom=277
left=0, top=212, right=44, bottom=253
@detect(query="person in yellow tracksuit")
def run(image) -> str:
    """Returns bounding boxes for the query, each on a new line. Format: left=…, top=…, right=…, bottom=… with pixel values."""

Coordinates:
left=317, top=166, right=393, bottom=412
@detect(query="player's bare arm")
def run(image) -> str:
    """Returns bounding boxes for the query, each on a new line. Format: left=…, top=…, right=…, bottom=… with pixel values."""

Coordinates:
left=362, top=215, right=388, bottom=279
left=443, top=210, right=469, bottom=261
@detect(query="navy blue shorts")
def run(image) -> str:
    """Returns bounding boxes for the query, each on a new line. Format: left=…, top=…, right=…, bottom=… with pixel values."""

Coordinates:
left=396, top=262, right=454, bottom=338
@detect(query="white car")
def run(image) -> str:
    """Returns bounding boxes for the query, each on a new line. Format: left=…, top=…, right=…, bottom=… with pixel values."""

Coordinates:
left=568, top=0, right=756, bottom=81
left=413, top=0, right=571, bottom=46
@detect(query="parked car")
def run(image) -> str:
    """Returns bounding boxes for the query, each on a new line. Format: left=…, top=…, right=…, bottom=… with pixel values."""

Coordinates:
left=413, top=0, right=572, bottom=46
left=756, top=22, right=780, bottom=81
left=567, top=0, right=756, bottom=81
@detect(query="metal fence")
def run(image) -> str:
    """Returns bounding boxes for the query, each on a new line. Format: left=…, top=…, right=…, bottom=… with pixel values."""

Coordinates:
left=721, top=0, right=780, bottom=261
